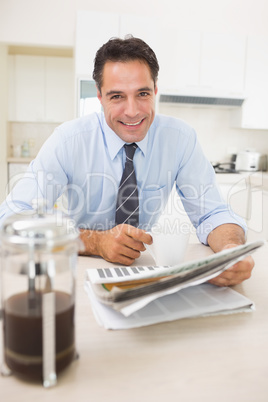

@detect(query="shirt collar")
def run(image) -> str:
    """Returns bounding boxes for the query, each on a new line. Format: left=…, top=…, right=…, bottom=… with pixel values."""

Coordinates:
left=102, top=114, right=148, bottom=160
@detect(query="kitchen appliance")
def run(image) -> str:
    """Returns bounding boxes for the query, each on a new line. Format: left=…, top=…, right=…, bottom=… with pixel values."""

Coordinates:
left=158, top=87, right=245, bottom=108
left=212, top=162, right=237, bottom=173
left=0, top=200, right=80, bottom=387
left=235, top=151, right=266, bottom=172
left=212, top=152, right=267, bottom=173
left=77, top=78, right=101, bottom=117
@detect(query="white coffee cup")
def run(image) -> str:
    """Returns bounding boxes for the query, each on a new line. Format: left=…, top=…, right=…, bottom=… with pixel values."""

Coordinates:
left=145, top=226, right=189, bottom=266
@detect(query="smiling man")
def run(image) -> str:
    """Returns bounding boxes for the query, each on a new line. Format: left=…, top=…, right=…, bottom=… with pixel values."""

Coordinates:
left=0, top=36, right=254, bottom=286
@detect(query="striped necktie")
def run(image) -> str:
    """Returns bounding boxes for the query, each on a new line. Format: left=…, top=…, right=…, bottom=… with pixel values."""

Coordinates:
left=115, top=143, right=139, bottom=227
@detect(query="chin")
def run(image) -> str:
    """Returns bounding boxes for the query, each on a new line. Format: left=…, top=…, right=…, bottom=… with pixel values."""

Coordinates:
left=122, top=133, right=146, bottom=143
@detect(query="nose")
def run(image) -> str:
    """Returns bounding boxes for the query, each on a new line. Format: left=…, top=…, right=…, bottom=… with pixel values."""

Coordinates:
left=124, top=97, right=139, bottom=118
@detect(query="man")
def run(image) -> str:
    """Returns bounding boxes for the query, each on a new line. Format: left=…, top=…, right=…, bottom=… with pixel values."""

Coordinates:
left=0, top=36, right=253, bottom=286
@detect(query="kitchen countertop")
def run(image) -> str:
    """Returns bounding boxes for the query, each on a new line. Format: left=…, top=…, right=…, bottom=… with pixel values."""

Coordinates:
left=6, top=158, right=268, bottom=191
left=1, top=243, right=268, bottom=402
left=216, top=171, right=268, bottom=190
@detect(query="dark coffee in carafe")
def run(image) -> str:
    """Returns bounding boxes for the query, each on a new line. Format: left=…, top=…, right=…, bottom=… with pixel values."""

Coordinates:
left=3, top=290, right=75, bottom=380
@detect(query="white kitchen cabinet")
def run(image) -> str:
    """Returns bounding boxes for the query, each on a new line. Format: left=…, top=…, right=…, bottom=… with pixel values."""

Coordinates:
left=262, top=191, right=268, bottom=240
left=159, top=31, right=246, bottom=95
left=120, top=21, right=201, bottom=93
left=119, top=14, right=163, bottom=79
left=120, top=14, right=159, bottom=49
left=246, top=173, right=268, bottom=241
left=200, top=33, right=246, bottom=94
left=8, top=55, right=74, bottom=122
left=9, top=55, right=45, bottom=122
left=215, top=174, right=250, bottom=221
left=158, top=29, right=201, bottom=92
left=230, top=35, right=268, bottom=129
left=216, top=173, right=268, bottom=241
left=247, top=190, right=268, bottom=241
left=45, top=57, right=74, bottom=122
left=75, top=10, right=120, bottom=78
left=76, top=11, right=201, bottom=92
left=76, top=11, right=247, bottom=97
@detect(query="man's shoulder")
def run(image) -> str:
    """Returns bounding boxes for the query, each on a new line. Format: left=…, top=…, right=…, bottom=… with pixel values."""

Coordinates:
left=55, top=112, right=103, bottom=142
left=153, top=114, right=195, bottom=136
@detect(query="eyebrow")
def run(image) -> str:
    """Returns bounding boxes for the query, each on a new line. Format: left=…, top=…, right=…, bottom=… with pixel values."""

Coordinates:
left=105, top=90, right=123, bottom=97
left=105, top=87, right=154, bottom=97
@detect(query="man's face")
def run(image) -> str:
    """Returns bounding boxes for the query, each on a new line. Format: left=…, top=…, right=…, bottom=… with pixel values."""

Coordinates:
left=97, top=60, right=158, bottom=143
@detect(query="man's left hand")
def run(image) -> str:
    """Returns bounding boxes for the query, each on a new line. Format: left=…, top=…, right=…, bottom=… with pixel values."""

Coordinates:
left=208, top=244, right=255, bottom=287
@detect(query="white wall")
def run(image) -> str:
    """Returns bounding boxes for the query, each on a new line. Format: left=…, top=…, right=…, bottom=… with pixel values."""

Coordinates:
left=159, top=104, right=268, bottom=163
left=1, top=0, right=268, bottom=167
left=0, top=0, right=268, bottom=47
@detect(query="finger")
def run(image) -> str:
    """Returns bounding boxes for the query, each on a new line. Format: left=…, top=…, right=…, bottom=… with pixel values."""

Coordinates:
left=120, top=244, right=141, bottom=260
left=124, top=237, right=146, bottom=252
left=112, top=227, right=146, bottom=252
left=111, top=242, right=141, bottom=265
left=118, top=224, right=153, bottom=245
left=208, top=265, right=252, bottom=286
left=104, top=243, right=140, bottom=265
left=107, top=253, right=136, bottom=266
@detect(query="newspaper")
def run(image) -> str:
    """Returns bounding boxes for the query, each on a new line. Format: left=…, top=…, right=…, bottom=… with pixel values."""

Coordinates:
left=84, top=282, right=255, bottom=330
left=86, top=240, right=264, bottom=317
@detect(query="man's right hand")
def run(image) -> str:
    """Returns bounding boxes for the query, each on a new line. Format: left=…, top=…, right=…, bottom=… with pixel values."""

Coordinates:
left=79, top=224, right=153, bottom=265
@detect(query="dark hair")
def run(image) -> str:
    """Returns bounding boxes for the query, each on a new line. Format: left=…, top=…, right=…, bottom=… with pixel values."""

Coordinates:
left=93, top=35, right=159, bottom=92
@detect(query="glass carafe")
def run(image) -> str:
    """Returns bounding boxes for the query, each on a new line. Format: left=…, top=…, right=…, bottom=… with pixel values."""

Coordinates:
left=0, top=201, right=80, bottom=387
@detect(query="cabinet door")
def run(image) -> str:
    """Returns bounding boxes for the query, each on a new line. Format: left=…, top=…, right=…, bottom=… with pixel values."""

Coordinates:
left=120, top=16, right=201, bottom=93
left=200, top=33, right=246, bottom=94
left=75, top=10, right=120, bottom=77
left=45, top=57, right=74, bottom=122
left=119, top=14, right=162, bottom=63
left=263, top=191, right=268, bottom=240
left=247, top=188, right=268, bottom=241
left=8, top=55, right=16, bottom=121
left=157, top=29, right=201, bottom=91
left=216, top=174, right=249, bottom=220
left=242, top=36, right=268, bottom=129
left=14, top=55, right=45, bottom=121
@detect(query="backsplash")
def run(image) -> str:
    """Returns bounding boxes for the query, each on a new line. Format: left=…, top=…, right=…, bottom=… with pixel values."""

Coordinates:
left=158, top=104, right=268, bottom=164
left=8, top=122, right=59, bottom=158
left=8, top=108, right=268, bottom=164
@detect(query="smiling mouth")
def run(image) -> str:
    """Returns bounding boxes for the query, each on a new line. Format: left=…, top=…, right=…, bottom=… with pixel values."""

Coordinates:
left=120, top=119, right=144, bottom=126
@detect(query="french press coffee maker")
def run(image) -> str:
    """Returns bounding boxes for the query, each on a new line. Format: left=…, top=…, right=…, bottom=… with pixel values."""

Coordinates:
left=0, top=200, right=80, bottom=387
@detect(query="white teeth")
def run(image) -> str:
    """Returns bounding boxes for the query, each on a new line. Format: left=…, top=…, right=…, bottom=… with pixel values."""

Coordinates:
left=122, top=120, right=142, bottom=126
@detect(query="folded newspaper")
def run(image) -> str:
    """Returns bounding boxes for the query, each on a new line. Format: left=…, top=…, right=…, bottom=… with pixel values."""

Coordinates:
left=86, top=240, right=264, bottom=317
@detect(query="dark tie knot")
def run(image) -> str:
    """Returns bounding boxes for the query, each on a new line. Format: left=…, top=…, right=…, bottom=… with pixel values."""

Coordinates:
left=124, top=143, right=137, bottom=160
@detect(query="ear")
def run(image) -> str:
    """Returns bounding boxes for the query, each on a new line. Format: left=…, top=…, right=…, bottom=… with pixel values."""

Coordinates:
left=154, top=82, right=158, bottom=96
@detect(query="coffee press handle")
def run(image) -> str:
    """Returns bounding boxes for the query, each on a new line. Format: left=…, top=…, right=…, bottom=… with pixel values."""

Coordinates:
left=32, top=198, right=48, bottom=217
left=42, top=292, right=57, bottom=388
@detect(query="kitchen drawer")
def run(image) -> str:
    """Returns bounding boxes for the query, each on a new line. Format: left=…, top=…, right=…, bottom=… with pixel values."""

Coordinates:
left=216, top=174, right=250, bottom=220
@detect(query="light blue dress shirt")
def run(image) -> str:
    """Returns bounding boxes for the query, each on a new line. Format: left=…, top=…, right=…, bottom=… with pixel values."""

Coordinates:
left=0, top=112, right=245, bottom=244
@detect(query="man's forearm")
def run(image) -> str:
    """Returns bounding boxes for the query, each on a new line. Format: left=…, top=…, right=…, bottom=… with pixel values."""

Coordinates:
left=207, top=223, right=246, bottom=253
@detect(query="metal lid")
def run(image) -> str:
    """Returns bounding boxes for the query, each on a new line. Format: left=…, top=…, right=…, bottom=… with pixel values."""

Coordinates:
left=0, top=199, right=79, bottom=249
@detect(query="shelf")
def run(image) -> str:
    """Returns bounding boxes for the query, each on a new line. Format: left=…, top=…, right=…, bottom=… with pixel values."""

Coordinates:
left=8, top=120, right=63, bottom=124
left=7, top=157, right=33, bottom=163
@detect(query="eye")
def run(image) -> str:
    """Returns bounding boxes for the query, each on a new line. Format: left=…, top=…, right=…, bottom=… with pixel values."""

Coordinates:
left=139, top=92, right=150, bottom=97
left=110, top=94, right=122, bottom=100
